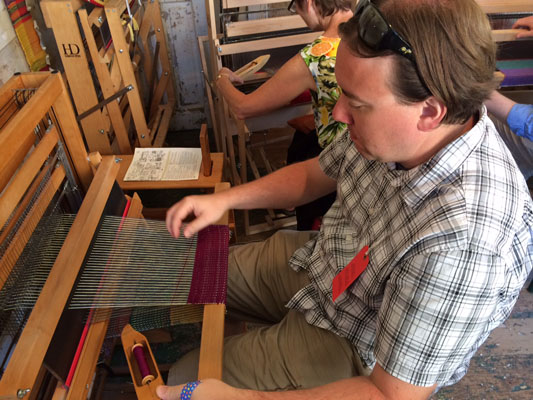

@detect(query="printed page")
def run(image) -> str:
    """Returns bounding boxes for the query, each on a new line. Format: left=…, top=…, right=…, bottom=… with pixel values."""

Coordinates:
left=123, top=148, right=168, bottom=181
left=162, top=148, right=202, bottom=181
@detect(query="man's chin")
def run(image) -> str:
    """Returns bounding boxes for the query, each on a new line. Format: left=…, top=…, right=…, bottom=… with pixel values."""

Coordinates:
left=351, top=138, right=370, bottom=158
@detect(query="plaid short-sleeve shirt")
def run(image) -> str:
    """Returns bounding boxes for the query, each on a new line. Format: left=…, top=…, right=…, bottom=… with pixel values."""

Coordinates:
left=287, top=108, right=533, bottom=387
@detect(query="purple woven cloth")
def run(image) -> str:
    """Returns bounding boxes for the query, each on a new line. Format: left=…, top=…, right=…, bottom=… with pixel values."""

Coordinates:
left=187, top=225, right=229, bottom=304
left=497, top=59, right=533, bottom=87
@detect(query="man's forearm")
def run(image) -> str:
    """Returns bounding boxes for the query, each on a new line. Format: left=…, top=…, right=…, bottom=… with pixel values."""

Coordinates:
left=221, top=157, right=336, bottom=212
left=177, top=377, right=387, bottom=400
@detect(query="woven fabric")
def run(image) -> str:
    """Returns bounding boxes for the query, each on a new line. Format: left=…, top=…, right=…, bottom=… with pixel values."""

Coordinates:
left=4, top=0, right=47, bottom=71
left=188, top=225, right=229, bottom=304
left=497, top=59, right=533, bottom=87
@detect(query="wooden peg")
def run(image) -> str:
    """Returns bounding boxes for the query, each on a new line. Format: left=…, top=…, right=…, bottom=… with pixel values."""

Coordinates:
left=199, top=124, right=213, bottom=177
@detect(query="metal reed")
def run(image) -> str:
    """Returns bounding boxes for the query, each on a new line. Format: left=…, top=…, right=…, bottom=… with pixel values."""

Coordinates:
left=70, top=216, right=199, bottom=309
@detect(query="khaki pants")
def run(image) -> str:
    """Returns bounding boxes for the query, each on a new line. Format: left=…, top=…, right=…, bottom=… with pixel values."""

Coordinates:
left=168, top=230, right=369, bottom=390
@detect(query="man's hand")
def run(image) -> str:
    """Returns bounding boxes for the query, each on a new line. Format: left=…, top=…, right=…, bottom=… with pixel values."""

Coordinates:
left=166, top=194, right=227, bottom=238
left=513, top=16, right=533, bottom=38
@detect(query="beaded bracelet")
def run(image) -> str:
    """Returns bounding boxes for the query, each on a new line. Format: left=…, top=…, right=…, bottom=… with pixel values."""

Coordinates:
left=180, top=380, right=201, bottom=400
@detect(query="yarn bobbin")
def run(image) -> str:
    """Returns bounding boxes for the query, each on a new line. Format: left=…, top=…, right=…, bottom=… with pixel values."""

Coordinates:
left=132, top=343, right=156, bottom=385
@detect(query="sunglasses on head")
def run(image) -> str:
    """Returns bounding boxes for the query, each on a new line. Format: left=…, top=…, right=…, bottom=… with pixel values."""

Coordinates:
left=354, top=0, right=430, bottom=91
left=354, top=0, right=415, bottom=63
left=288, top=0, right=297, bottom=13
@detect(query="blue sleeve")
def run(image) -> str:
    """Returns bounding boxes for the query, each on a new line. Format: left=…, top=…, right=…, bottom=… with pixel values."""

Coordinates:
left=507, top=103, right=533, bottom=142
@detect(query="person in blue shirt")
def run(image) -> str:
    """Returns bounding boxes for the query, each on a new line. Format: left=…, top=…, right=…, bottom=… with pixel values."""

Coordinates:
left=485, top=15, right=533, bottom=179
left=485, top=91, right=533, bottom=179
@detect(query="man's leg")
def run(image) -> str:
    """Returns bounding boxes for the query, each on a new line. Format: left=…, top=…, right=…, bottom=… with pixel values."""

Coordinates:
left=167, top=230, right=317, bottom=385
left=222, top=310, right=369, bottom=390
left=168, top=310, right=369, bottom=390
left=226, top=229, right=316, bottom=323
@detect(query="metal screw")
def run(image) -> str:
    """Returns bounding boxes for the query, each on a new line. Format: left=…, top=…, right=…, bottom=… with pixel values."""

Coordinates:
left=98, top=16, right=103, bottom=23
left=119, top=49, right=124, bottom=53
left=141, top=134, right=145, bottom=138
left=17, top=389, right=31, bottom=399
left=115, top=157, right=123, bottom=163
left=217, top=46, right=222, bottom=53
left=157, top=28, right=161, bottom=32
left=164, top=71, right=168, bottom=76
left=99, top=129, right=105, bottom=134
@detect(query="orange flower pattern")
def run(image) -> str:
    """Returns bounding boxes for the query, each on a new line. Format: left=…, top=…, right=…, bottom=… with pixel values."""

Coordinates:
left=300, top=36, right=346, bottom=148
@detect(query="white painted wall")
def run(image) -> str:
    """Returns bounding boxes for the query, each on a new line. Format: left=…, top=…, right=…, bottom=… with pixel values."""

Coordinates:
left=0, top=1, right=29, bottom=85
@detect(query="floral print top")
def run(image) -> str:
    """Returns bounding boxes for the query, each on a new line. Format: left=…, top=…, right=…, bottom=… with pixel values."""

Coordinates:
left=300, top=36, right=346, bottom=148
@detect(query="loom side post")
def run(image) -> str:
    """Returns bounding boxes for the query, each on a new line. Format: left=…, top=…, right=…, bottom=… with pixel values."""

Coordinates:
left=0, top=157, right=120, bottom=397
left=197, top=182, right=230, bottom=380
left=65, top=191, right=144, bottom=399
left=200, top=124, right=213, bottom=177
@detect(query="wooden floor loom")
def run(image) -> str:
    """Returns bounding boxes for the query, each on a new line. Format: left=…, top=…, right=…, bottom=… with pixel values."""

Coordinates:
left=41, top=0, right=176, bottom=155
left=0, top=72, right=226, bottom=399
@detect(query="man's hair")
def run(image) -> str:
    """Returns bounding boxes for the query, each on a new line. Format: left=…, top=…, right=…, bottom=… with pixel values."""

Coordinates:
left=339, top=0, right=499, bottom=124
left=313, top=0, right=352, bottom=17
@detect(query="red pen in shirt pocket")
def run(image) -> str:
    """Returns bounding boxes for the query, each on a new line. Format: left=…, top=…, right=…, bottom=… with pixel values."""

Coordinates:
left=332, top=245, right=369, bottom=302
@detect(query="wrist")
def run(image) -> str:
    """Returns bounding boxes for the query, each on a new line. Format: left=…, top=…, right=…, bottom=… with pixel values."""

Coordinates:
left=180, top=380, right=201, bottom=400
left=216, top=73, right=230, bottom=83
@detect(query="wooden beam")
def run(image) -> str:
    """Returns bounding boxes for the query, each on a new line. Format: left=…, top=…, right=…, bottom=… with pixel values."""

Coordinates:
left=197, top=182, right=229, bottom=380
left=0, top=165, right=66, bottom=291
left=0, top=73, right=62, bottom=193
left=66, top=193, right=144, bottom=399
left=476, top=0, right=533, bottom=13
left=0, top=157, right=120, bottom=397
left=218, top=32, right=320, bottom=56
left=223, top=0, right=287, bottom=8
left=0, top=125, right=59, bottom=229
left=225, top=15, right=307, bottom=38
left=492, top=29, right=523, bottom=42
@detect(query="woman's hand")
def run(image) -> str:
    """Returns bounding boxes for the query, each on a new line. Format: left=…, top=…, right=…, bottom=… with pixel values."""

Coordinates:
left=217, top=67, right=245, bottom=84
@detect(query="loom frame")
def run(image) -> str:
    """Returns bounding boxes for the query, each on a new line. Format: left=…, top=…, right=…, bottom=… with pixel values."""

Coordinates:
left=41, top=0, right=176, bottom=155
left=0, top=72, right=227, bottom=398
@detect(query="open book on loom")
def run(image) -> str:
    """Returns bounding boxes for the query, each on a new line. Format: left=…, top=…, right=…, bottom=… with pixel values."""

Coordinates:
left=124, top=147, right=202, bottom=181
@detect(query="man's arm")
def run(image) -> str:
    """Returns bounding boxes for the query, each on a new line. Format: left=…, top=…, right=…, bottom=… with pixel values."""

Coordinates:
left=216, top=54, right=316, bottom=120
left=166, top=157, right=336, bottom=237
left=156, top=364, right=436, bottom=400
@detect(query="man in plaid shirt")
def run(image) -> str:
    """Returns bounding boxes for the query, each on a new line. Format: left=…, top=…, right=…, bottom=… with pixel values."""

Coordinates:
left=163, top=0, right=533, bottom=398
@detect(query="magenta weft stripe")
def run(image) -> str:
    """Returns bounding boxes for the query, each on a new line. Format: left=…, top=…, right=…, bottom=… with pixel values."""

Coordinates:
left=187, top=225, right=229, bottom=304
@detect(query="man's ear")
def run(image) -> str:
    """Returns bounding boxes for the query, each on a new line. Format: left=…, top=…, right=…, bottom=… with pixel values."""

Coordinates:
left=417, top=97, right=447, bottom=132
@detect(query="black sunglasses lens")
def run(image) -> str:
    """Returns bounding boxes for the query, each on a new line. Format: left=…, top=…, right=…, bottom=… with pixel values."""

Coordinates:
left=288, top=0, right=296, bottom=12
left=359, top=7, right=388, bottom=48
left=355, top=0, right=369, bottom=15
